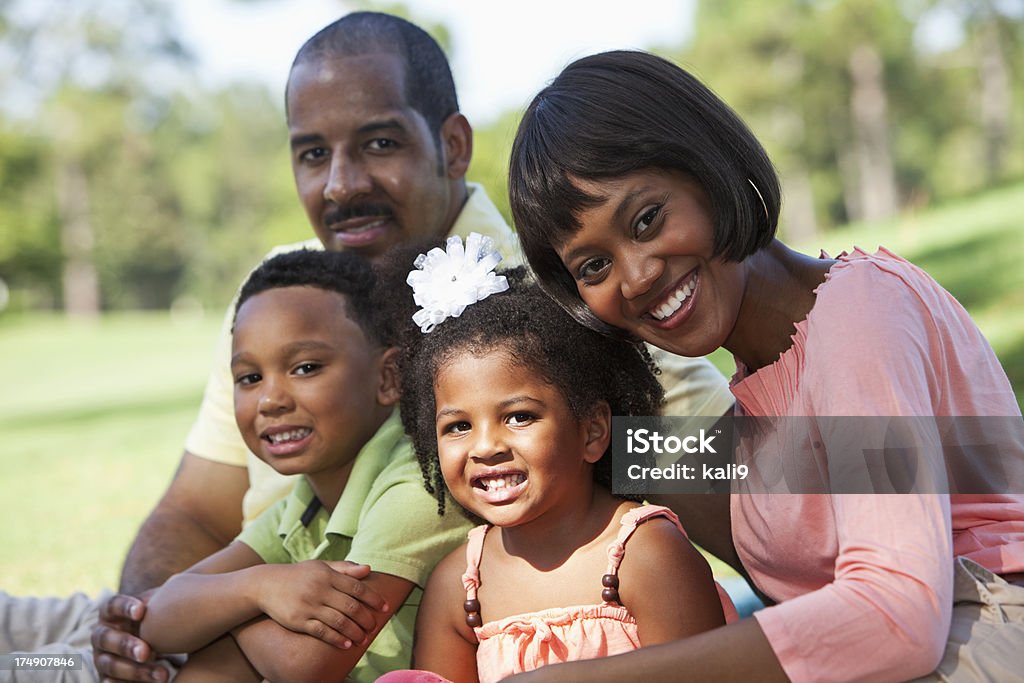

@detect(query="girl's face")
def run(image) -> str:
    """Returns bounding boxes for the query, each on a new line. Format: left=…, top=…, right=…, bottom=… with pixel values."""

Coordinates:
left=555, top=169, right=747, bottom=358
left=433, top=348, right=608, bottom=529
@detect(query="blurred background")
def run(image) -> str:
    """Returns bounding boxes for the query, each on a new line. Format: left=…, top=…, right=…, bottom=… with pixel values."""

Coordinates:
left=1, top=0, right=1022, bottom=597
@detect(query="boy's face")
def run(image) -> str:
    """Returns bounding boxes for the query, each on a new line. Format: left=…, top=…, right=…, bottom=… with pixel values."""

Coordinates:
left=287, top=52, right=464, bottom=261
left=231, top=286, right=396, bottom=490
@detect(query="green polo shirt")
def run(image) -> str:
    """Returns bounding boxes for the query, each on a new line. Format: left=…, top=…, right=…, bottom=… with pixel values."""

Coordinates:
left=238, top=411, right=471, bottom=682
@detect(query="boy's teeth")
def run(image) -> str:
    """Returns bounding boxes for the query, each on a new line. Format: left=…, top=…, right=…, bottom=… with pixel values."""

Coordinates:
left=268, top=428, right=311, bottom=444
left=651, top=274, right=697, bottom=321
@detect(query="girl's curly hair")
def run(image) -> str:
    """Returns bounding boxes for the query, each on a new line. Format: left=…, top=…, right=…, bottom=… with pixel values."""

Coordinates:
left=378, top=249, right=665, bottom=515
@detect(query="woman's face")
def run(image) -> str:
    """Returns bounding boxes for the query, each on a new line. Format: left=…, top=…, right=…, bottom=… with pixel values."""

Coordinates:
left=555, top=169, right=747, bottom=358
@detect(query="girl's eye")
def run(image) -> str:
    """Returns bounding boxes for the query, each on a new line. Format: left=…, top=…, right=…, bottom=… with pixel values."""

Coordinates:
left=634, top=205, right=661, bottom=238
left=294, top=362, right=321, bottom=376
left=442, top=420, right=471, bottom=435
left=235, top=372, right=261, bottom=386
left=578, top=257, right=610, bottom=284
left=507, top=412, right=536, bottom=426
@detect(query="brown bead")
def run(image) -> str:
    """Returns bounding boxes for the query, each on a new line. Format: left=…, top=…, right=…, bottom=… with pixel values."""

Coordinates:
left=465, top=612, right=482, bottom=628
left=463, top=599, right=481, bottom=613
left=601, top=587, right=620, bottom=603
left=601, top=574, right=619, bottom=588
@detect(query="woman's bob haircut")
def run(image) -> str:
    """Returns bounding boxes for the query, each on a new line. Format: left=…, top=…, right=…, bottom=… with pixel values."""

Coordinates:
left=509, top=50, right=781, bottom=336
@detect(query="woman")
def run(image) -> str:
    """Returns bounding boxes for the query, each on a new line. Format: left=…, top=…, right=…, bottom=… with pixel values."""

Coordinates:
left=505, top=50, right=1024, bottom=682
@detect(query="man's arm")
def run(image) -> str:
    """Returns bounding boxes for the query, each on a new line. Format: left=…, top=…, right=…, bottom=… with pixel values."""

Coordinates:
left=120, top=450, right=248, bottom=595
left=92, top=450, right=248, bottom=682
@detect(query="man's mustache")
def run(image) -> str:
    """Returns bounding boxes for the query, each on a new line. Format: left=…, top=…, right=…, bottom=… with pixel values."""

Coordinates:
left=325, top=202, right=394, bottom=225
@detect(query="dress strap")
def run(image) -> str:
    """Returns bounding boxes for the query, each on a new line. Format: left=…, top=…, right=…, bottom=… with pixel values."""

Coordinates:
left=601, top=505, right=684, bottom=604
left=460, top=524, right=490, bottom=628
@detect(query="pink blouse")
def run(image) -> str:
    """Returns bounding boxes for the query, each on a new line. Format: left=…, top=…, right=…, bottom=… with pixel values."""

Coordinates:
left=730, top=247, right=1024, bottom=682
left=462, top=505, right=738, bottom=683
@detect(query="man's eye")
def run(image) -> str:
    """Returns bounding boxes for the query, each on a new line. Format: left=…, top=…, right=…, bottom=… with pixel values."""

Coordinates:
left=578, top=257, right=610, bottom=283
left=634, top=205, right=661, bottom=238
left=367, top=138, right=398, bottom=151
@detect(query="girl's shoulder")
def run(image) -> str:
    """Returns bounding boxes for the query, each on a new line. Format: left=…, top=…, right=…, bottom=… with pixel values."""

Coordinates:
left=605, top=503, right=695, bottom=578
left=428, top=536, right=473, bottom=590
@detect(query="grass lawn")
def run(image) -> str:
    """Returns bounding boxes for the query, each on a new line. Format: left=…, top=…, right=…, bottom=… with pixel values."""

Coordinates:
left=1, top=183, right=1022, bottom=597
left=0, top=312, right=221, bottom=596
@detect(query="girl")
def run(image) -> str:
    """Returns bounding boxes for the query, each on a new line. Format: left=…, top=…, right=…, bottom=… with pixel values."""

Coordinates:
left=385, top=235, right=736, bottom=683
left=506, top=50, right=1024, bottom=682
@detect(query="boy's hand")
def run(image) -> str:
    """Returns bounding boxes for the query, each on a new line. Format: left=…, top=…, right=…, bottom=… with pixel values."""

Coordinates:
left=91, top=592, right=169, bottom=683
left=255, top=560, right=390, bottom=649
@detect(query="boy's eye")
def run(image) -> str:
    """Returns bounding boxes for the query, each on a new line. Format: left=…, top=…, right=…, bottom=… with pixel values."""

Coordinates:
left=578, top=257, right=610, bottom=284
left=294, top=362, right=321, bottom=376
left=235, top=372, right=261, bottom=386
left=507, top=412, right=536, bottom=426
left=297, top=147, right=328, bottom=164
left=634, top=205, right=661, bottom=238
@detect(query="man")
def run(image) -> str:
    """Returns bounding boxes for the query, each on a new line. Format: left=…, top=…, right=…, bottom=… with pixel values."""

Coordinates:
left=6, top=12, right=733, bottom=682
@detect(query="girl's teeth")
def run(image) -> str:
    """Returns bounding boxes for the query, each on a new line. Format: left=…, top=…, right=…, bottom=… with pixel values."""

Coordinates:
left=481, top=474, right=525, bottom=490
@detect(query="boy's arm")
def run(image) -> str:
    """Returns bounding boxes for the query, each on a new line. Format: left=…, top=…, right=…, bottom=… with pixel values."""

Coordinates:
left=139, top=541, right=266, bottom=653
left=233, top=571, right=415, bottom=683
left=411, top=547, right=479, bottom=683
left=141, top=543, right=390, bottom=656
left=618, top=517, right=727, bottom=645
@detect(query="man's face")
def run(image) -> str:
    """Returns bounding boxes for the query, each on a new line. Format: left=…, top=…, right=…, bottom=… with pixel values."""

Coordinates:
left=287, top=53, right=462, bottom=260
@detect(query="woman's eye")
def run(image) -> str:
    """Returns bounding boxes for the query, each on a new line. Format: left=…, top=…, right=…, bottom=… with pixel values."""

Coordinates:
left=578, top=257, right=610, bottom=283
left=507, top=412, right=535, bottom=426
left=634, top=205, right=661, bottom=238
left=294, top=362, right=321, bottom=376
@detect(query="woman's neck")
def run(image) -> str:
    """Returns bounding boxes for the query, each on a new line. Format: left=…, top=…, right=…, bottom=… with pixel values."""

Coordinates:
left=724, top=239, right=835, bottom=372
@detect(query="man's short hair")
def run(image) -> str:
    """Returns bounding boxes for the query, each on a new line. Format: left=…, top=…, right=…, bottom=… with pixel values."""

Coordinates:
left=289, top=11, right=459, bottom=137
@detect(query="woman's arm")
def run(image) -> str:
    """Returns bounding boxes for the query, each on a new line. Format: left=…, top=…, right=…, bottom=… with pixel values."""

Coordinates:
left=618, top=517, right=727, bottom=644
left=412, top=546, right=479, bottom=683
left=504, top=617, right=787, bottom=683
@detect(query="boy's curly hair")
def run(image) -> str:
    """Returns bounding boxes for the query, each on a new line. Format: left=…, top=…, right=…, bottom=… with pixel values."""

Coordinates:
left=234, top=248, right=405, bottom=348
left=379, top=251, right=665, bottom=515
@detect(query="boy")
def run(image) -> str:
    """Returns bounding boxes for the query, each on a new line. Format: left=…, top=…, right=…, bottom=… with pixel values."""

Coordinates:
left=138, top=249, right=470, bottom=683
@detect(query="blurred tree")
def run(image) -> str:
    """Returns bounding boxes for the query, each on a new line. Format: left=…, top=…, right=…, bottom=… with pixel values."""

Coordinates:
left=2, top=0, right=193, bottom=315
left=0, top=0, right=306, bottom=313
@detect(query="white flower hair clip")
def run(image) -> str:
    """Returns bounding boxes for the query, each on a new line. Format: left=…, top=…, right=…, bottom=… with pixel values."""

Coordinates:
left=407, top=232, right=509, bottom=333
